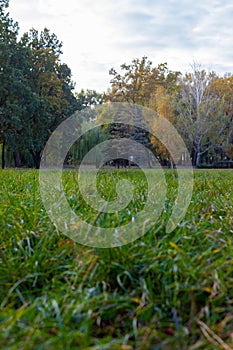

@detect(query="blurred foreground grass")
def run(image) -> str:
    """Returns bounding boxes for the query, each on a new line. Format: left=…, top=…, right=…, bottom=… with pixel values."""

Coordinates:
left=0, top=169, right=233, bottom=349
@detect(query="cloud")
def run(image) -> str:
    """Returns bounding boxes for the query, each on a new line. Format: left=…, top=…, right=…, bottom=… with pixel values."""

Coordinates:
left=8, top=0, right=233, bottom=91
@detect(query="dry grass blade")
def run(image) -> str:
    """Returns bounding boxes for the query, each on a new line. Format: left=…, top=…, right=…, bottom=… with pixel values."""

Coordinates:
left=195, top=318, right=233, bottom=350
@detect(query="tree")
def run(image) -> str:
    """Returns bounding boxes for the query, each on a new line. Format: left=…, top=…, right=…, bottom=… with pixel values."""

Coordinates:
left=0, top=0, right=20, bottom=168
left=65, top=90, right=105, bottom=166
left=0, top=7, right=79, bottom=169
left=106, top=56, right=179, bottom=106
left=76, top=89, right=103, bottom=110
left=67, top=118, right=108, bottom=167
left=175, top=64, right=228, bottom=167
left=105, top=57, right=180, bottom=166
left=148, top=86, right=177, bottom=166
left=210, top=74, right=233, bottom=160
left=19, top=28, right=78, bottom=168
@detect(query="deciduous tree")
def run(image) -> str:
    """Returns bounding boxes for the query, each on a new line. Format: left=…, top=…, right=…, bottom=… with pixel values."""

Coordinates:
left=175, top=64, right=227, bottom=167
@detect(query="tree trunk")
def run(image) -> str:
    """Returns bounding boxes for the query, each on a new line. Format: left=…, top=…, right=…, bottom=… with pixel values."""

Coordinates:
left=35, top=151, right=41, bottom=169
left=169, top=158, right=174, bottom=169
left=30, top=150, right=41, bottom=169
left=147, top=148, right=152, bottom=168
left=13, top=151, right=22, bottom=168
left=196, top=152, right=201, bottom=168
left=195, top=138, right=202, bottom=168
left=2, top=139, right=5, bottom=169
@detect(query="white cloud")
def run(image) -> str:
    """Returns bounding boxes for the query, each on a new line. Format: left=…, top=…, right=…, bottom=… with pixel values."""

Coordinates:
left=8, top=0, right=233, bottom=91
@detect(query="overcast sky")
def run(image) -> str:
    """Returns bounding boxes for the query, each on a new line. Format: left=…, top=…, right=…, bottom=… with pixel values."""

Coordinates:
left=9, top=0, right=233, bottom=92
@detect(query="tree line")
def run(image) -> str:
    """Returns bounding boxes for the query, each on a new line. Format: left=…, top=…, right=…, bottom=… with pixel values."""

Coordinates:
left=104, top=57, right=233, bottom=167
left=0, top=0, right=81, bottom=168
left=1, top=0, right=233, bottom=168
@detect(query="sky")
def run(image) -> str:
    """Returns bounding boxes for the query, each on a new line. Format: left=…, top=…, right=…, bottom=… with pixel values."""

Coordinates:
left=8, top=0, right=233, bottom=93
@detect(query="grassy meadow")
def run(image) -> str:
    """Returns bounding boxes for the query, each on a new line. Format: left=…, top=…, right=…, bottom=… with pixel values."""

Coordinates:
left=0, top=169, right=233, bottom=349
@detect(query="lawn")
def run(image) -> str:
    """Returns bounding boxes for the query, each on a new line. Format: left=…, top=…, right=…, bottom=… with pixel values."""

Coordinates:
left=0, top=169, right=233, bottom=349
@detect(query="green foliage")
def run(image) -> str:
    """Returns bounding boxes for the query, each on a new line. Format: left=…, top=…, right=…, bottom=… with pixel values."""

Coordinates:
left=1, top=169, right=233, bottom=349
left=67, top=123, right=108, bottom=166
left=0, top=5, right=79, bottom=169
left=18, top=28, right=79, bottom=168
left=76, top=89, right=104, bottom=109
left=0, top=0, right=19, bottom=137
left=0, top=0, right=9, bottom=12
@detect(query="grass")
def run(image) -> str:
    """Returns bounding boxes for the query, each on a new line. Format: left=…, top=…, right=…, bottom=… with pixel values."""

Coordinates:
left=0, top=169, right=233, bottom=349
